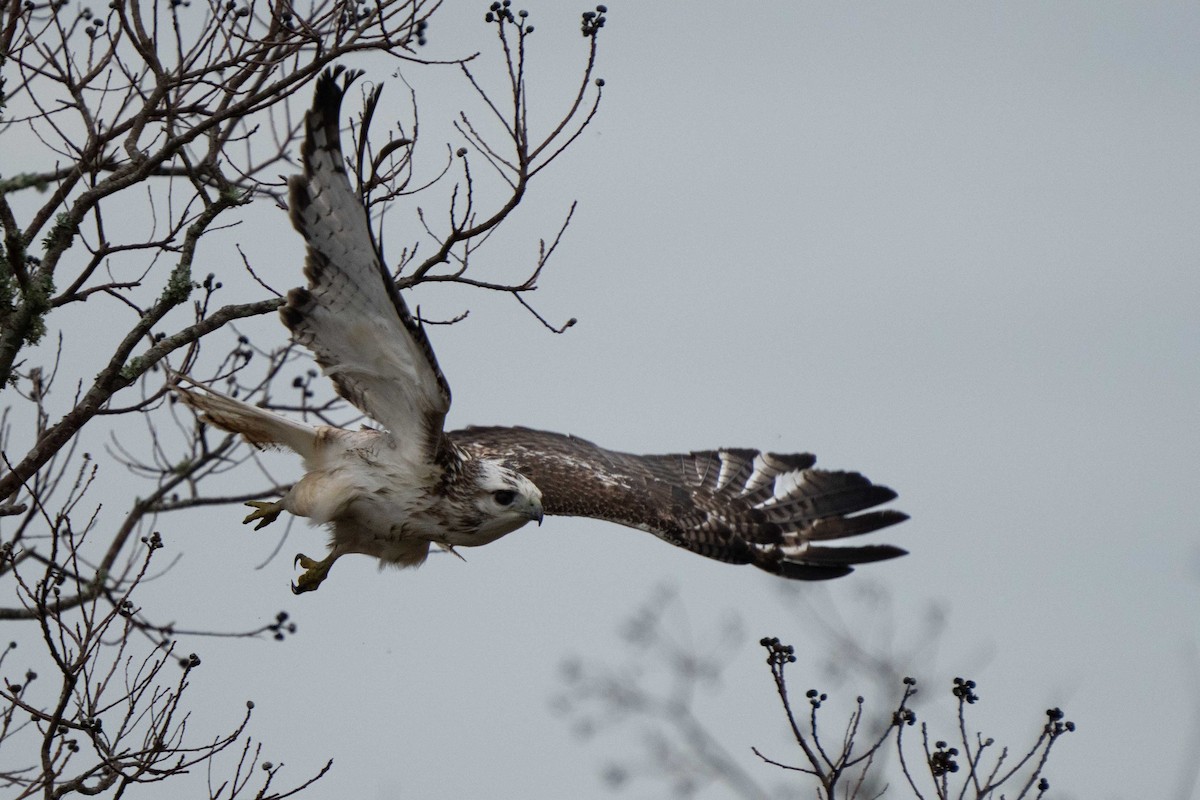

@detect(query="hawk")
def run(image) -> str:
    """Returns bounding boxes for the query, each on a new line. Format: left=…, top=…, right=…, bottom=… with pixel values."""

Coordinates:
left=175, top=68, right=907, bottom=594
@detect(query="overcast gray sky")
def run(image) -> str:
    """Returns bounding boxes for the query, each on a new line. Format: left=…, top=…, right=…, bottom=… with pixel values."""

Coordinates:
left=82, top=3, right=1200, bottom=798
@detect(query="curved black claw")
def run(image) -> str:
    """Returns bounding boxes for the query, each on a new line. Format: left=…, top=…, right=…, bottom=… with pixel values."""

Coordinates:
left=291, top=552, right=332, bottom=594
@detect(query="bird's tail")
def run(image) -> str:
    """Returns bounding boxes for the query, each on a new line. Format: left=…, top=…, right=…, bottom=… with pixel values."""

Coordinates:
left=172, top=376, right=318, bottom=459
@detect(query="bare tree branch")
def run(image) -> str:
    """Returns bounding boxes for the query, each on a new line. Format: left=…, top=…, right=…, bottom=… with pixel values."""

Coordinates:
left=0, top=2, right=608, bottom=795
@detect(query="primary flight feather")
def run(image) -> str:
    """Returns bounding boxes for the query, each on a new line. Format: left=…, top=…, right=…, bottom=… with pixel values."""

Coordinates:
left=175, top=68, right=907, bottom=593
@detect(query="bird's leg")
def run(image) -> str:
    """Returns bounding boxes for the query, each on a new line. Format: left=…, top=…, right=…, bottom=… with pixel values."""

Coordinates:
left=291, top=551, right=339, bottom=594
left=243, top=500, right=283, bottom=530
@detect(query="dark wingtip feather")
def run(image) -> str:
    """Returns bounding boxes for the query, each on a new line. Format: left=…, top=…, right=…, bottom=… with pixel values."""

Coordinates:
left=870, top=485, right=899, bottom=505
left=752, top=542, right=907, bottom=580
left=798, top=543, right=909, bottom=566
left=765, top=451, right=818, bottom=471
left=281, top=286, right=313, bottom=331
left=846, top=482, right=899, bottom=510
left=306, top=67, right=363, bottom=169
left=288, top=67, right=363, bottom=236
left=807, top=509, right=910, bottom=541
left=765, top=560, right=856, bottom=581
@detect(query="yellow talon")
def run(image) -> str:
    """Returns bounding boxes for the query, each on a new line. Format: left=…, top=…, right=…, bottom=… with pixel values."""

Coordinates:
left=291, top=552, right=337, bottom=594
left=243, top=500, right=283, bottom=530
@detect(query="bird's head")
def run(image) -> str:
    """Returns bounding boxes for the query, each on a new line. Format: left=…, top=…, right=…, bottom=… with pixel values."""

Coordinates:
left=469, top=459, right=544, bottom=541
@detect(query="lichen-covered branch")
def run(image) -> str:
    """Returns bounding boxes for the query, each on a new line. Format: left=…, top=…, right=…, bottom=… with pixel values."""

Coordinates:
left=1, top=4, right=609, bottom=796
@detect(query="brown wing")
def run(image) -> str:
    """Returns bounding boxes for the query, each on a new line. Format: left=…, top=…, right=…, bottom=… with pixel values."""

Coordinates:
left=285, top=67, right=453, bottom=465
left=449, top=426, right=908, bottom=580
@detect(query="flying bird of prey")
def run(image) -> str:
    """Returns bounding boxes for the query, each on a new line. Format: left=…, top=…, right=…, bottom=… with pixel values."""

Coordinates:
left=175, top=68, right=908, bottom=594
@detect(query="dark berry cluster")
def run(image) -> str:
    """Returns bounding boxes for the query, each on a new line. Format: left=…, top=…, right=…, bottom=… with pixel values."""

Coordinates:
left=759, top=636, right=795, bottom=666
left=929, top=740, right=959, bottom=776
left=1045, top=706, right=1075, bottom=736
left=268, top=610, right=297, bottom=641
left=485, top=1, right=529, bottom=32
left=230, top=334, right=254, bottom=367
left=338, top=0, right=376, bottom=27
left=40, top=567, right=67, bottom=602
left=890, top=678, right=919, bottom=726
left=805, top=688, right=828, bottom=709
left=291, top=367, right=320, bottom=399
left=5, top=669, right=37, bottom=696
left=36, top=715, right=93, bottom=755
left=20, top=0, right=73, bottom=11
left=78, top=7, right=105, bottom=38
left=951, top=676, right=978, bottom=704
left=581, top=5, right=606, bottom=37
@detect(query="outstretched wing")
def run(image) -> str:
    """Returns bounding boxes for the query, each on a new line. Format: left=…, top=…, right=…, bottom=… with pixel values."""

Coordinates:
left=285, top=67, right=452, bottom=464
left=450, top=426, right=908, bottom=580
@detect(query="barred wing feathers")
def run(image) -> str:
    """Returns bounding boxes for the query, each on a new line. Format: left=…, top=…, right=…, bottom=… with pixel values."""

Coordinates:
left=451, top=426, right=907, bottom=579
left=285, top=68, right=452, bottom=464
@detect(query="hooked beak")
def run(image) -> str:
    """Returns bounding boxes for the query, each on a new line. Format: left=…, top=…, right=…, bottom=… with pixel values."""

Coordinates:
left=528, top=499, right=544, bottom=526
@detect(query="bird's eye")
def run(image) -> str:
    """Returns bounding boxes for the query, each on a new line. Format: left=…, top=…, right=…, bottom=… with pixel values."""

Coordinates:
left=493, top=490, right=516, bottom=506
